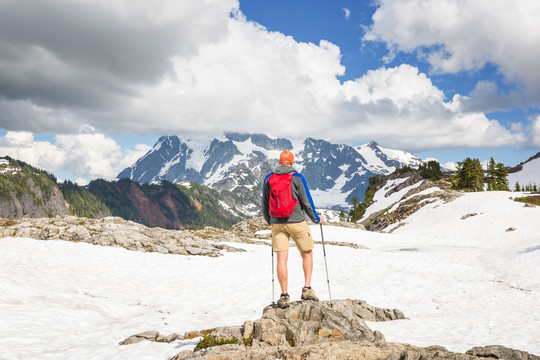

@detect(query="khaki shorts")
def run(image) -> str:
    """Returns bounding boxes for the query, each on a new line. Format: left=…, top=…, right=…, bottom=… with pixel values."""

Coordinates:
left=271, top=221, right=314, bottom=252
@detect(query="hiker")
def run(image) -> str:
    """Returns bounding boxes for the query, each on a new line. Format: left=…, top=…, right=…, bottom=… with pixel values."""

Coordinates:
left=262, top=150, right=324, bottom=309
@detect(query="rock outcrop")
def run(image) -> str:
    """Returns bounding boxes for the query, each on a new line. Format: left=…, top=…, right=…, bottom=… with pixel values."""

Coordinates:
left=0, top=216, right=243, bottom=257
left=119, top=299, right=539, bottom=360
left=0, top=157, right=69, bottom=218
left=362, top=178, right=461, bottom=232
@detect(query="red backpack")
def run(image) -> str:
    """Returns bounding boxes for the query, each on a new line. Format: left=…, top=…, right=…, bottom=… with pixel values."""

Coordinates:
left=268, top=173, right=299, bottom=218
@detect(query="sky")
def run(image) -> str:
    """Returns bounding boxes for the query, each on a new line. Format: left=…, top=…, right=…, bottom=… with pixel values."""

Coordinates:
left=1, top=0, right=540, bottom=183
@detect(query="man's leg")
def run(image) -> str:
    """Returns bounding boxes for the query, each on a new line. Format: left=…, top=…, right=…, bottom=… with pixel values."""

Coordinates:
left=300, top=250, right=313, bottom=288
left=276, top=250, right=289, bottom=294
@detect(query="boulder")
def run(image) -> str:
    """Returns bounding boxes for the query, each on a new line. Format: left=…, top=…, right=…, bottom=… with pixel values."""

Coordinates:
left=466, top=345, right=540, bottom=360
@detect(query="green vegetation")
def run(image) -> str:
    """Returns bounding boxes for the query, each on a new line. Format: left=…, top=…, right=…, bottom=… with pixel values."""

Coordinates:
left=59, top=180, right=110, bottom=218
left=193, top=335, right=255, bottom=351
left=175, top=182, right=244, bottom=229
left=0, top=158, right=59, bottom=212
left=88, top=178, right=142, bottom=221
left=454, top=158, right=484, bottom=192
left=453, top=157, right=509, bottom=192
left=242, top=336, right=253, bottom=346
left=418, top=160, right=443, bottom=181
left=485, top=158, right=509, bottom=191
left=393, top=165, right=415, bottom=175
left=349, top=174, right=386, bottom=222
left=516, top=182, right=538, bottom=192
left=514, top=195, right=540, bottom=206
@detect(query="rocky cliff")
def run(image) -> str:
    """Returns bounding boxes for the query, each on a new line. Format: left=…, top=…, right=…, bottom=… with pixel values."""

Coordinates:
left=0, top=157, right=68, bottom=218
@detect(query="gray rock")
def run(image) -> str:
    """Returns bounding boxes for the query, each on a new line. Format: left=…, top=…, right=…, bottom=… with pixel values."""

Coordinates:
left=167, top=299, right=539, bottom=360
left=156, top=333, right=179, bottom=343
left=119, top=330, right=159, bottom=345
left=0, top=216, right=243, bottom=257
left=466, top=345, right=540, bottom=360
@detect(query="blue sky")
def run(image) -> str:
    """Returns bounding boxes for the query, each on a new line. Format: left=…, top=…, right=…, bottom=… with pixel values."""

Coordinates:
left=1, top=0, right=539, bottom=182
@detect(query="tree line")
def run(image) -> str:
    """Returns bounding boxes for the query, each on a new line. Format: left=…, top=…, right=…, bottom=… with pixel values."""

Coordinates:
left=346, top=157, right=532, bottom=222
left=453, top=157, right=509, bottom=192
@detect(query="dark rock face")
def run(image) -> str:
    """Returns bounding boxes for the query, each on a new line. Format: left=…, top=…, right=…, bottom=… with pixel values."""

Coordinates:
left=298, top=137, right=374, bottom=203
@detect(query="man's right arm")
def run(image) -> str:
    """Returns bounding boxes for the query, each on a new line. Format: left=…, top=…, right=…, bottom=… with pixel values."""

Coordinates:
left=261, top=174, right=271, bottom=225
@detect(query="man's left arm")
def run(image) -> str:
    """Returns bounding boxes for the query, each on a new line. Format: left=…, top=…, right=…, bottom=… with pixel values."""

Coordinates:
left=293, top=173, right=321, bottom=223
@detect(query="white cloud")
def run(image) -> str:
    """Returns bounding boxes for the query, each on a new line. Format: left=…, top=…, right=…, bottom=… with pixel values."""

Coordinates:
left=364, top=0, right=540, bottom=107
left=119, top=15, right=522, bottom=151
left=0, top=131, right=151, bottom=180
left=343, top=8, right=351, bottom=20
left=0, top=0, right=527, bottom=154
left=527, top=115, right=540, bottom=148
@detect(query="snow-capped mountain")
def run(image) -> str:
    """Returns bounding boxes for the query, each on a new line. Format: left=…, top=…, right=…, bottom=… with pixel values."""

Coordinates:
left=508, top=151, right=540, bottom=189
left=118, top=133, right=425, bottom=211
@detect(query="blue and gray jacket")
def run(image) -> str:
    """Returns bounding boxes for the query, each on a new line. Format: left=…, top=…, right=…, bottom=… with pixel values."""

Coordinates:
left=262, top=165, right=321, bottom=225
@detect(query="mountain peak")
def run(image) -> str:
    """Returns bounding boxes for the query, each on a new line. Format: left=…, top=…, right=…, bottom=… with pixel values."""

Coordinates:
left=367, top=140, right=380, bottom=149
left=118, top=134, right=427, bottom=210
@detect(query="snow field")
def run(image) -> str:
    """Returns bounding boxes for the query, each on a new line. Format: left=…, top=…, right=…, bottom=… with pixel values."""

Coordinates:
left=1, top=191, right=539, bottom=359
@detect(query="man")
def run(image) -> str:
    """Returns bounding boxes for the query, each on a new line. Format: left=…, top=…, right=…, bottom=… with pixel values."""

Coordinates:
left=262, top=150, right=324, bottom=309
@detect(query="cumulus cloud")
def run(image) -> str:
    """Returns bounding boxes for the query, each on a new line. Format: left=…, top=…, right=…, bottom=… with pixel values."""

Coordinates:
left=0, top=131, right=151, bottom=180
left=343, top=8, right=351, bottom=20
left=0, top=0, right=527, bottom=156
left=0, top=0, right=237, bottom=132
left=118, top=14, right=522, bottom=150
left=527, top=115, right=540, bottom=148
left=364, top=0, right=540, bottom=110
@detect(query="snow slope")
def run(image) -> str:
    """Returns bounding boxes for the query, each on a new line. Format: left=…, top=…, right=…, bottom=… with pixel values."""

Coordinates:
left=508, top=157, right=540, bottom=188
left=1, top=191, right=539, bottom=359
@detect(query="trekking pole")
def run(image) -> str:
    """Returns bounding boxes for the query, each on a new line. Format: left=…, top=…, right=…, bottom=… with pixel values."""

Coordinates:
left=271, top=245, right=275, bottom=306
left=319, top=223, right=332, bottom=300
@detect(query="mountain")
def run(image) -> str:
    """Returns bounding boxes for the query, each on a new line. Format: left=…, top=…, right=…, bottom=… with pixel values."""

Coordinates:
left=0, top=156, right=242, bottom=230
left=118, top=134, right=424, bottom=211
left=84, top=179, right=243, bottom=230
left=508, top=151, right=540, bottom=189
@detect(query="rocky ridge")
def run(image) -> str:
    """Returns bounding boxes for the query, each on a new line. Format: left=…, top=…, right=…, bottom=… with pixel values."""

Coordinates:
left=0, top=216, right=244, bottom=257
left=119, top=299, right=540, bottom=360
left=0, top=216, right=370, bottom=257
left=361, top=175, right=462, bottom=232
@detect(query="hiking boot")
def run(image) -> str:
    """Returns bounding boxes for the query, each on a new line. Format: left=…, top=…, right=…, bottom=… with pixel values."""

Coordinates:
left=301, top=286, right=319, bottom=301
left=277, top=293, right=290, bottom=309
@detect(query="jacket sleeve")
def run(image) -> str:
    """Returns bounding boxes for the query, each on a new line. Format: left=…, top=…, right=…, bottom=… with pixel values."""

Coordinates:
left=293, top=173, right=321, bottom=224
left=261, top=173, right=272, bottom=225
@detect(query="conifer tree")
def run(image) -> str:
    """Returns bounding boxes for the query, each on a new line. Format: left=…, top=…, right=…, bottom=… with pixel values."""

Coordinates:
left=514, top=182, right=521, bottom=191
left=486, top=158, right=497, bottom=191
left=494, top=163, right=509, bottom=191
left=350, top=196, right=361, bottom=222
left=534, top=183, right=538, bottom=192
left=455, top=158, right=484, bottom=191
left=418, top=160, right=443, bottom=181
